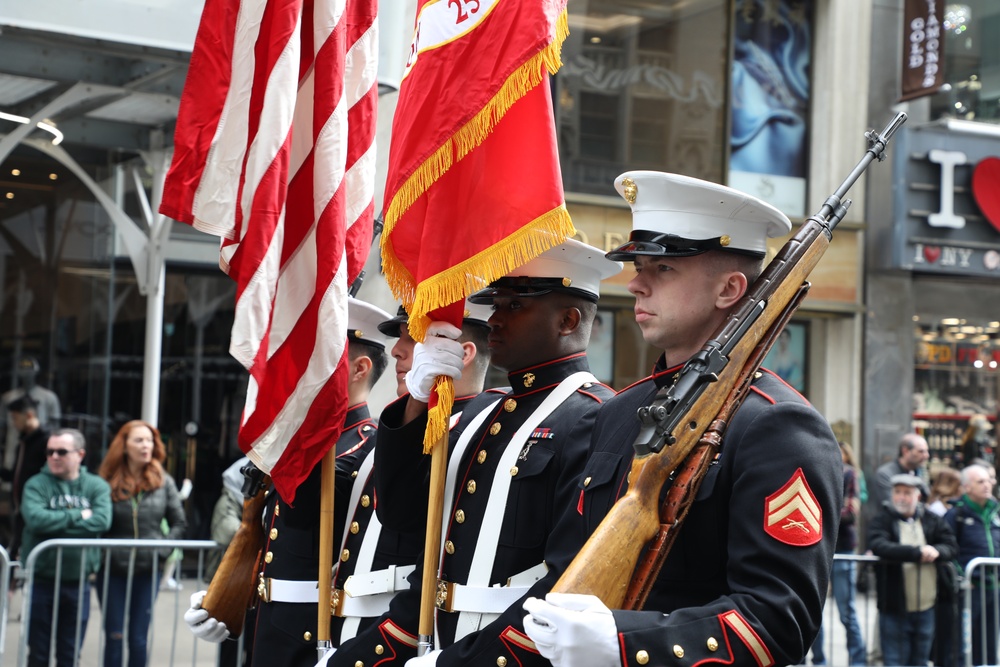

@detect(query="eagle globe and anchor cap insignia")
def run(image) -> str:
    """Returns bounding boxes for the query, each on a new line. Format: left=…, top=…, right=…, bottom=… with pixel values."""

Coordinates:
left=764, top=468, right=822, bottom=546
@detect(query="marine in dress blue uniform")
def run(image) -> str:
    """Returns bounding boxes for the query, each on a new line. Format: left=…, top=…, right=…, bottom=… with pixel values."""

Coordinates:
left=329, top=302, right=494, bottom=644
left=250, top=299, right=391, bottom=667
left=522, top=172, right=842, bottom=667
left=329, top=240, right=623, bottom=667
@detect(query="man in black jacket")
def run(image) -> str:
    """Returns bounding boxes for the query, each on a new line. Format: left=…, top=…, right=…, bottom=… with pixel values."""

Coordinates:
left=2, top=395, right=50, bottom=558
left=868, top=474, right=957, bottom=667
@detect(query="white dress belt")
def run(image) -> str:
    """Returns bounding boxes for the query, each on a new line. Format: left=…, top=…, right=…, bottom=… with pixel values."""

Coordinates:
left=338, top=592, right=393, bottom=617
left=344, top=564, right=416, bottom=598
left=442, top=561, right=548, bottom=614
left=265, top=579, right=318, bottom=603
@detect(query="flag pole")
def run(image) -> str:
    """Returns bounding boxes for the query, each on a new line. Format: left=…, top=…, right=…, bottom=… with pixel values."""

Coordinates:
left=317, top=448, right=337, bottom=656
left=417, top=379, right=451, bottom=655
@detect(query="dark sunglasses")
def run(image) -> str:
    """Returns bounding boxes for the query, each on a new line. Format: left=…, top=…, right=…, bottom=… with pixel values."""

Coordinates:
left=45, top=448, right=75, bottom=458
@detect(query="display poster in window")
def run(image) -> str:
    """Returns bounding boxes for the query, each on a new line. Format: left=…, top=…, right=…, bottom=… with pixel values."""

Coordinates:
left=728, top=0, right=812, bottom=218
left=763, top=322, right=807, bottom=393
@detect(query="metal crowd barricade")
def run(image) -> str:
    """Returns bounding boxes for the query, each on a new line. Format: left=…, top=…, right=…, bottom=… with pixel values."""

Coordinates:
left=962, top=556, right=1000, bottom=667
left=811, top=553, right=881, bottom=666
left=14, top=538, right=225, bottom=667
left=810, top=553, right=966, bottom=666
left=0, top=544, right=15, bottom=664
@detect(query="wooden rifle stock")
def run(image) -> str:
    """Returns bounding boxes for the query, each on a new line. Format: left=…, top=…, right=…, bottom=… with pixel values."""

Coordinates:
left=552, top=113, right=907, bottom=608
left=201, top=481, right=270, bottom=637
left=622, top=284, right=808, bottom=609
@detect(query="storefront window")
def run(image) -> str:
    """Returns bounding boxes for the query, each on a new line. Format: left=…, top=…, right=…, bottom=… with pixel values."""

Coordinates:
left=929, top=1, right=1000, bottom=123
left=912, top=316, right=999, bottom=466
left=557, top=0, right=730, bottom=196
left=0, top=146, right=244, bottom=541
left=557, top=0, right=813, bottom=218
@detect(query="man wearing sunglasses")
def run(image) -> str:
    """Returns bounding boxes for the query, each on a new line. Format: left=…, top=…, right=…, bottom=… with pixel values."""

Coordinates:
left=20, top=428, right=112, bottom=667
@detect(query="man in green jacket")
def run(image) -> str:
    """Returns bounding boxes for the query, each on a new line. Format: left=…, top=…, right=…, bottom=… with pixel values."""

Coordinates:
left=21, top=428, right=112, bottom=667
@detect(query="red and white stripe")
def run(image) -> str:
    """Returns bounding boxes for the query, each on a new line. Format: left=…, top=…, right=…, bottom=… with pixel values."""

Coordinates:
left=160, top=0, right=377, bottom=502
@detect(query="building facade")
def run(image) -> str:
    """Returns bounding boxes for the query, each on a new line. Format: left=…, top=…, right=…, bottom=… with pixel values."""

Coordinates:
left=865, top=0, right=1000, bottom=476
left=0, top=0, right=888, bottom=537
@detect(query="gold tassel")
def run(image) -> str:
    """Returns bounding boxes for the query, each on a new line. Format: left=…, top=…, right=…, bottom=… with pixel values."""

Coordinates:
left=405, top=206, right=575, bottom=342
left=424, top=377, right=455, bottom=455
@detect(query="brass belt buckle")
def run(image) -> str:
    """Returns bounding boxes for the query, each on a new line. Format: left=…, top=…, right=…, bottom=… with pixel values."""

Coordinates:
left=257, top=575, right=271, bottom=603
left=330, top=588, right=345, bottom=617
left=435, top=579, right=455, bottom=613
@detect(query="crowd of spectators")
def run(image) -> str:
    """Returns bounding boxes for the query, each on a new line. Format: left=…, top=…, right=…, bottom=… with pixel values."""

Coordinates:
left=2, top=408, right=189, bottom=667
left=809, top=429, right=1000, bottom=666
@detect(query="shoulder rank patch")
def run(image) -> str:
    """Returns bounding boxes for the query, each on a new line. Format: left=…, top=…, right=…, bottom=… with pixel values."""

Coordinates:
left=531, top=428, right=554, bottom=439
left=764, top=468, right=822, bottom=546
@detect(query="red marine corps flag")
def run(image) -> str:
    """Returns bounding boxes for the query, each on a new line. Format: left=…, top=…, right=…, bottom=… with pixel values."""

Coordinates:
left=382, top=0, right=574, bottom=444
left=159, top=0, right=378, bottom=503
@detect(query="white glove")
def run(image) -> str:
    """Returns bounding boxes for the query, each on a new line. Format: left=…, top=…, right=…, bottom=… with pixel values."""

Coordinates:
left=405, top=322, right=464, bottom=402
left=184, top=590, right=230, bottom=643
left=405, top=649, right=442, bottom=666
left=179, top=478, right=194, bottom=500
left=523, top=593, right=619, bottom=667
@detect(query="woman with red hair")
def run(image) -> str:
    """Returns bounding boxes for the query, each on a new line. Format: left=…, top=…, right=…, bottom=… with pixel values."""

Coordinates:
left=97, top=420, right=186, bottom=667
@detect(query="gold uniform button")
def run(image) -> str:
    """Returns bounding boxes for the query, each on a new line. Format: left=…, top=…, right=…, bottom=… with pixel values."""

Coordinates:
left=341, top=549, right=350, bottom=562
left=269, top=528, right=278, bottom=540
left=264, top=551, right=273, bottom=563
left=707, top=637, right=719, bottom=651
left=504, top=398, right=517, bottom=412
left=355, top=662, right=364, bottom=667
left=361, top=494, right=371, bottom=508
left=489, top=422, right=502, bottom=436
left=455, top=509, right=466, bottom=523
left=510, top=466, right=519, bottom=476
left=673, top=645, right=684, bottom=658
left=274, top=503, right=280, bottom=516
left=497, top=658, right=508, bottom=667
left=375, top=645, right=384, bottom=655
left=303, top=631, right=312, bottom=641
left=445, top=540, right=455, bottom=555
left=583, top=476, right=592, bottom=487
left=467, top=480, right=477, bottom=494
left=363, top=425, right=372, bottom=432
left=636, top=650, right=650, bottom=665
left=477, top=450, right=487, bottom=464
left=754, top=371, right=762, bottom=379
left=351, top=470, right=358, bottom=479
left=350, top=521, right=360, bottom=534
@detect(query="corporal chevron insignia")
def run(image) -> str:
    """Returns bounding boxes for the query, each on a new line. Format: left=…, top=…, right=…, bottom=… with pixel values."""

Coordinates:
left=764, top=468, right=822, bottom=546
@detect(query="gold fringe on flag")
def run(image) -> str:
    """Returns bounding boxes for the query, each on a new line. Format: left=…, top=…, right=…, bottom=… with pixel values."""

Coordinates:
left=380, top=10, right=571, bottom=340
left=400, top=206, right=575, bottom=342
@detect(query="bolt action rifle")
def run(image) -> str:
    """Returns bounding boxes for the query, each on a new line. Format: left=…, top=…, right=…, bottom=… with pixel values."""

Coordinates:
left=200, top=462, right=270, bottom=637
left=551, top=113, right=907, bottom=609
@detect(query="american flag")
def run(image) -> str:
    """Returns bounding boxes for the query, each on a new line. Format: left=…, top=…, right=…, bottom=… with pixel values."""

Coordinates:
left=160, top=0, right=378, bottom=502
